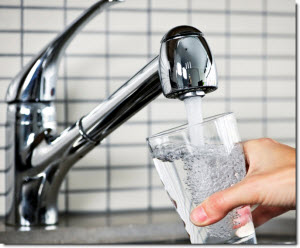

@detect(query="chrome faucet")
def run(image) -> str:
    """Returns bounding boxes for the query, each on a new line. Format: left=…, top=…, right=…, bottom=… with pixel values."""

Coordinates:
left=5, top=0, right=218, bottom=226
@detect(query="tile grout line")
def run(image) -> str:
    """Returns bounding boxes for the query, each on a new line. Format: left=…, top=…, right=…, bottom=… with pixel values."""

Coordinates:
left=0, top=53, right=296, bottom=60
left=188, top=0, right=192, bottom=25
left=0, top=29, right=295, bottom=39
left=20, top=0, right=24, bottom=68
left=225, top=0, right=231, bottom=112
left=0, top=4, right=296, bottom=17
left=105, top=9, right=111, bottom=214
left=262, top=0, right=268, bottom=137
left=147, top=0, right=153, bottom=211
left=0, top=75, right=295, bottom=81
left=63, top=0, right=69, bottom=214
left=296, top=2, right=298, bottom=145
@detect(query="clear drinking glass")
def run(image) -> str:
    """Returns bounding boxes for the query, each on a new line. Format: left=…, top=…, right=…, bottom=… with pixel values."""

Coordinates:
left=146, top=112, right=257, bottom=244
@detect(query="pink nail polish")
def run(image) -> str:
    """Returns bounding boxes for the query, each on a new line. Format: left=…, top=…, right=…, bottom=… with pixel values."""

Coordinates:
left=191, top=206, right=208, bottom=224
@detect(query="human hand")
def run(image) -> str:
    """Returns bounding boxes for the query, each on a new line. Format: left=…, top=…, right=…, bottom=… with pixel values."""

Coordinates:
left=190, top=138, right=296, bottom=228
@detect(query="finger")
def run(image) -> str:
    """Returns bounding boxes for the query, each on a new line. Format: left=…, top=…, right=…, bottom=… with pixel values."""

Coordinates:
left=251, top=205, right=290, bottom=228
left=190, top=177, right=260, bottom=227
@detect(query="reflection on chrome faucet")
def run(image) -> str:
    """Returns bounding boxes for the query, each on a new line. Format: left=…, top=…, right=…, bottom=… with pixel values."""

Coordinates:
left=5, top=0, right=218, bottom=226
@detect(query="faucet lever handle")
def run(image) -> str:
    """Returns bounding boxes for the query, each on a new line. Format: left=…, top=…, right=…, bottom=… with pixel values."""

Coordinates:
left=5, top=0, right=123, bottom=103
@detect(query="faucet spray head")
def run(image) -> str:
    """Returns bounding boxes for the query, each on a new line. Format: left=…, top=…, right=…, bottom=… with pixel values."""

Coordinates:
left=158, top=25, right=218, bottom=100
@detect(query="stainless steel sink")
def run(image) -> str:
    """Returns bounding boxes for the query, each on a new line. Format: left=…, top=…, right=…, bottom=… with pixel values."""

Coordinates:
left=0, top=209, right=296, bottom=244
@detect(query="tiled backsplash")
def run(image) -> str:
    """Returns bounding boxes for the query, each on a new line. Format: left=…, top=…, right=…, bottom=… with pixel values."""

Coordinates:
left=0, top=0, right=296, bottom=215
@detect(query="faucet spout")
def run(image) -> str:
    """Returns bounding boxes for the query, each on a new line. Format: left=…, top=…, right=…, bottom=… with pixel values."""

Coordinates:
left=32, top=57, right=161, bottom=169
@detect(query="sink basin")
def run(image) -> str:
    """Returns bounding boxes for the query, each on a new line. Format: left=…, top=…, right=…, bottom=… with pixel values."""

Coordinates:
left=0, top=210, right=296, bottom=244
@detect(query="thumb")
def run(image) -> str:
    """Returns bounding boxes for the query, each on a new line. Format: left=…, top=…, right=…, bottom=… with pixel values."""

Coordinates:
left=190, top=177, right=260, bottom=226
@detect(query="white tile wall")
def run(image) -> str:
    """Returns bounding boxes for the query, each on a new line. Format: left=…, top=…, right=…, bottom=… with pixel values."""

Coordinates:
left=66, top=34, right=106, bottom=55
left=267, top=37, right=295, bottom=55
left=206, top=36, right=226, bottom=55
left=110, top=190, right=148, bottom=210
left=152, top=12, right=188, bottom=32
left=151, top=189, right=173, bottom=208
left=267, top=101, right=295, bottom=118
left=0, top=80, right=10, bottom=100
left=67, top=102, right=99, bottom=122
left=111, top=168, right=148, bottom=188
left=55, top=103, right=65, bottom=123
left=151, top=101, right=186, bottom=121
left=0, top=33, right=20, bottom=53
left=230, top=59, right=263, bottom=77
left=267, top=80, right=295, bottom=98
left=24, top=9, right=64, bottom=30
left=215, top=58, right=226, bottom=77
left=267, top=59, right=295, bottom=77
left=202, top=100, right=227, bottom=117
left=66, top=0, right=98, bottom=8
left=116, top=0, right=147, bottom=9
left=109, top=57, right=148, bottom=78
left=67, top=57, right=106, bottom=77
left=56, top=79, right=65, bottom=100
left=110, top=34, right=147, bottom=55
left=24, top=33, right=58, bottom=54
left=0, top=197, right=4, bottom=216
left=0, top=174, right=4, bottom=194
left=151, top=123, right=182, bottom=136
left=110, top=124, right=147, bottom=144
left=110, top=11, right=147, bottom=32
left=231, top=0, right=263, bottom=11
left=69, top=170, right=107, bottom=190
left=1, top=0, right=20, bottom=6
left=0, top=0, right=295, bottom=216
left=230, top=37, right=263, bottom=55
left=267, top=16, right=295, bottom=34
left=191, top=13, right=226, bottom=33
left=69, top=192, right=106, bottom=211
left=230, top=80, right=263, bottom=98
left=67, top=10, right=106, bottom=31
left=74, top=147, right=107, bottom=168
left=230, top=14, right=263, bottom=34
left=267, top=121, right=295, bottom=140
left=191, top=0, right=226, bottom=10
left=0, top=127, right=5, bottom=147
left=0, top=150, right=4, bottom=171
left=209, top=80, right=226, bottom=98
left=231, top=101, right=264, bottom=119
left=67, top=80, right=106, bottom=100
left=24, top=0, right=64, bottom=7
left=0, top=9, right=20, bottom=30
left=0, top=57, right=21, bottom=77
left=238, top=122, right=264, bottom=140
left=152, top=0, right=188, bottom=10
left=267, top=0, right=295, bottom=12
left=0, top=103, right=7, bottom=123
left=110, top=146, right=148, bottom=167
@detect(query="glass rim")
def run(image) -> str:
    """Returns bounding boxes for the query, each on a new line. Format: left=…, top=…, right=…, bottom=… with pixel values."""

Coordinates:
left=146, top=112, right=235, bottom=141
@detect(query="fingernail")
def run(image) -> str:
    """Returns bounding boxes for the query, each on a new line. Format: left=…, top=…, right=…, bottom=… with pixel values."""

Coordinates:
left=191, top=206, right=208, bottom=224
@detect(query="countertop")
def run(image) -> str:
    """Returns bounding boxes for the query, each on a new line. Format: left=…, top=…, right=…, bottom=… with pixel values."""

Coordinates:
left=0, top=209, right=296, bottom=244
